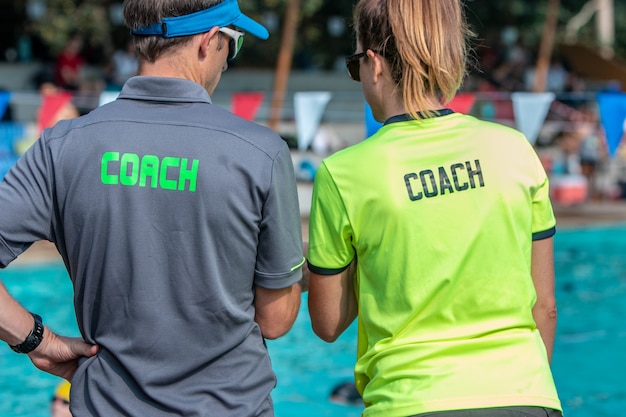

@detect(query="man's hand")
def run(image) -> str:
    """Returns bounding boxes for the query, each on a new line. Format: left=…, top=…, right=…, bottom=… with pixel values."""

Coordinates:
left=28, top=327, right=99, bottom=380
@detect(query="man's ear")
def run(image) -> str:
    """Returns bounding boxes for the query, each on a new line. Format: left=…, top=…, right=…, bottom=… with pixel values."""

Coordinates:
left=199, top=27, right=220, bottom=57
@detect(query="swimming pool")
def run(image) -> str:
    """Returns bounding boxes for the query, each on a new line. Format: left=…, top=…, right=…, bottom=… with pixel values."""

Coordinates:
left=1, top=223, right=625, bottom=417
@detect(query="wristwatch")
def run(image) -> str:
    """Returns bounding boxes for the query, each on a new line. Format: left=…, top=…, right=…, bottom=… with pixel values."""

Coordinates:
left=10, top=313, right=44, bottom=354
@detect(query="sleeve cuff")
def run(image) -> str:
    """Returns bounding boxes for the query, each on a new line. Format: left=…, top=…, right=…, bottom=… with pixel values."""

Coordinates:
left=307, top=261, right=350, bottom=275
left=532, top=226, right=556, bottom=241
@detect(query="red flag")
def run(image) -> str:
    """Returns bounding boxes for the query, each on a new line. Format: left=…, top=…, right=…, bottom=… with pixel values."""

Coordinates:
left=37, top=92, right=74, bottom=133
left=448, top=93, right=476, bottom=114
left=231, top=92, right=264, bottom=121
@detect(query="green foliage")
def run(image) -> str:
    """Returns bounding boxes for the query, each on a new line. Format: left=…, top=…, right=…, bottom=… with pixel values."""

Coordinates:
left=236, top=0, right=350, bottom=69
left=242, top=0, right=326, bottom=17
left=30, top=0, right=112, bottom=57
left=25, top=0, right=626, bottom=69
left=465, top=0, right=626, bottom=59
left=240, top=0, right=626, bottom=69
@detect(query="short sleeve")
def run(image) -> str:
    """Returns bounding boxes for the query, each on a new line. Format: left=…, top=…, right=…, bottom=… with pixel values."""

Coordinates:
left=307, top=161, right=355, bottom=274
left=254, top=144, right=304, bottom=289
left=531, top=154, right=556, bottom=241
left=0, top=136, right=54, bottom=267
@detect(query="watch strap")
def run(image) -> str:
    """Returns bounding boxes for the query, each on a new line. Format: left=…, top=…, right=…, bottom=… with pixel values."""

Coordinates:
left=10, top=313, right=44, bottom=354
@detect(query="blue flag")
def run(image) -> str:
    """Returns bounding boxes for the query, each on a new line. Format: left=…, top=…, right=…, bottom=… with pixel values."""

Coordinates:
left=597, top=93, right=626, bottom=158
left=365, top=103, right=383, bottom=138
left=0, top=91, right=11, bottom=120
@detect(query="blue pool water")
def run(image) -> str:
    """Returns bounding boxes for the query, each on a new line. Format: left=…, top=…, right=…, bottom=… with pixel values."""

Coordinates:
left=1, top=223, right=625, bottom=417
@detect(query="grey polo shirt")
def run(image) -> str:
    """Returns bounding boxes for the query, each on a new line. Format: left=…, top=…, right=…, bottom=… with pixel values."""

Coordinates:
left=0, top=76, right=304, bottom=416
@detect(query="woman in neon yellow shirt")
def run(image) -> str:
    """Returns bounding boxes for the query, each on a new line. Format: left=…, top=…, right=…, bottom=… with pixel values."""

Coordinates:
left=306, top=1, right=562, bottom=416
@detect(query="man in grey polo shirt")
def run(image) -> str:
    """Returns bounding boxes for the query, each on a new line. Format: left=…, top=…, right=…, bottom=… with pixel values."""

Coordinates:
left=0, top=1, right=305, bottom=416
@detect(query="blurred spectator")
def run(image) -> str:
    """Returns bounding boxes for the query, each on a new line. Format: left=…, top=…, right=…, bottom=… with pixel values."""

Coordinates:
left=490, top=26, right=530, bottom=91
left=105, top=39, right=138, bottom=90
left=618, top=144, right=626, bottom=199
left=549, top=130, right=589, bottom=205
left=329, top=381, right=362, bottom=406
left=561, top=73, right=589, bottom=110
left=13, top=69, right=80, bottom=156
left=546, top=57, right=569, bottom=92
left=33, top=70, right=80, bottom=133
left=552, top=129, right=583, bottom=176
left=503, top=33, right=530, bottom=67
left=50, top=380, right=72, bottom=417
left=576, top=107, right=603, bottom=199
left=525, top=55, right=569, bottom=92
left=54, top=33, right=85, bottom=91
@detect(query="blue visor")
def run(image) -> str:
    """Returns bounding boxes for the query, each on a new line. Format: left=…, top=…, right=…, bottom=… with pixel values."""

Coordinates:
left=130, top=0, right=269, bottom=40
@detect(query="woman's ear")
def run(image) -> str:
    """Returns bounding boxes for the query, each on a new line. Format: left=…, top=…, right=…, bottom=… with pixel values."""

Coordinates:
left=367, top=49, right=385, bottom=83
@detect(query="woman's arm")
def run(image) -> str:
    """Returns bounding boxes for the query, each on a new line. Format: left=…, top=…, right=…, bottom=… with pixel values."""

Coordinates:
left=531, top=237, right=557, bottom=363
left=308, top=260, right=358, bottom=342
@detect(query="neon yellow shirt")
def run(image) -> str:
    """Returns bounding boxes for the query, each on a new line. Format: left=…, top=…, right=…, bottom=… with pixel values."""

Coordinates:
left=307, top=112, right=561, bottom=417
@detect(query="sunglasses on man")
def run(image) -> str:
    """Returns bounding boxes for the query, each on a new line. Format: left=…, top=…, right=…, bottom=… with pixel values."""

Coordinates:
left=219, top=27, right=244, bottom=61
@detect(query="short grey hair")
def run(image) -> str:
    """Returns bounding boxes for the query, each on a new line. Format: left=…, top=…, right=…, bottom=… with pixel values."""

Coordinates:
left=124, top=0, right=222, bottom=62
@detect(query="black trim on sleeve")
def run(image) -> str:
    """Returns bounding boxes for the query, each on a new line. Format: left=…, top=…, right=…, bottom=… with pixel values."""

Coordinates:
left=307, top=261, right=350, bottom=276
left=533, top=226, right=556, bottom=241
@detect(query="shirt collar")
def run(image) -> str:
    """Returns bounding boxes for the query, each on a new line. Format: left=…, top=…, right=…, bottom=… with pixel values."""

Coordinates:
left=383, top=109, right=455, bottom=126
left=118, top=76, right=213, bottom=104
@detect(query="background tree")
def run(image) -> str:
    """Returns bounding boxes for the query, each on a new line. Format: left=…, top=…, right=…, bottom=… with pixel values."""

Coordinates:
left=5, top=0, right=625, bottom=73
left=465, top=0, right=625, bottom=57
left=28, top=0, right=113, bottom=66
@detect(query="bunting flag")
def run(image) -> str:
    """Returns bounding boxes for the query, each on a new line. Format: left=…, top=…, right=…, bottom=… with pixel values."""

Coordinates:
left=511, top=92, right=555, bottom=145
left=597, top=92, right=626, bottom=158
left=448, top=93, right=476, bottom=114
left=99, top=91, right=120, bottom=107
left=294, top=91, right=332, bottom=151
left=0, top=91, right=11, bottom=120
left=37, top=92, right=74, bottom=134
left=0, top=122, right=24, bottom=155
left=231, top=92, right=264, bottom=121
left=365, top=103, right=383, bottom=138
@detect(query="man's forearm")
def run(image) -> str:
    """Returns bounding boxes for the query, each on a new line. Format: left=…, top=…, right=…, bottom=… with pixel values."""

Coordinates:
left=0, top=281, right=36, bottom=347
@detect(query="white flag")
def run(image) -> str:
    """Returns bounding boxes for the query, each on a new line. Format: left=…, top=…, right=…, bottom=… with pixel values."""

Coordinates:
left=99, top=91, right=120, bottom=107
left=511, top=92, right=555, bottom=145
left=294, top=92, right=332, bottom=151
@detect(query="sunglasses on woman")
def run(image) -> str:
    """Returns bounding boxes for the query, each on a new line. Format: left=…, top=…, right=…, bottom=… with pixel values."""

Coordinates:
left=345, top=50, right=384, bottom=82
left=218, top=27, right=244, bottom=61
left=345, top=52, right=367, bottom=82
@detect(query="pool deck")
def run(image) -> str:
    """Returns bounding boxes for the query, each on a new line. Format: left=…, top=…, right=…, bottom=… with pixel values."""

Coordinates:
left=552, top=201, right=626, bottom=227
left=8, top=199, right=626, bottom=266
